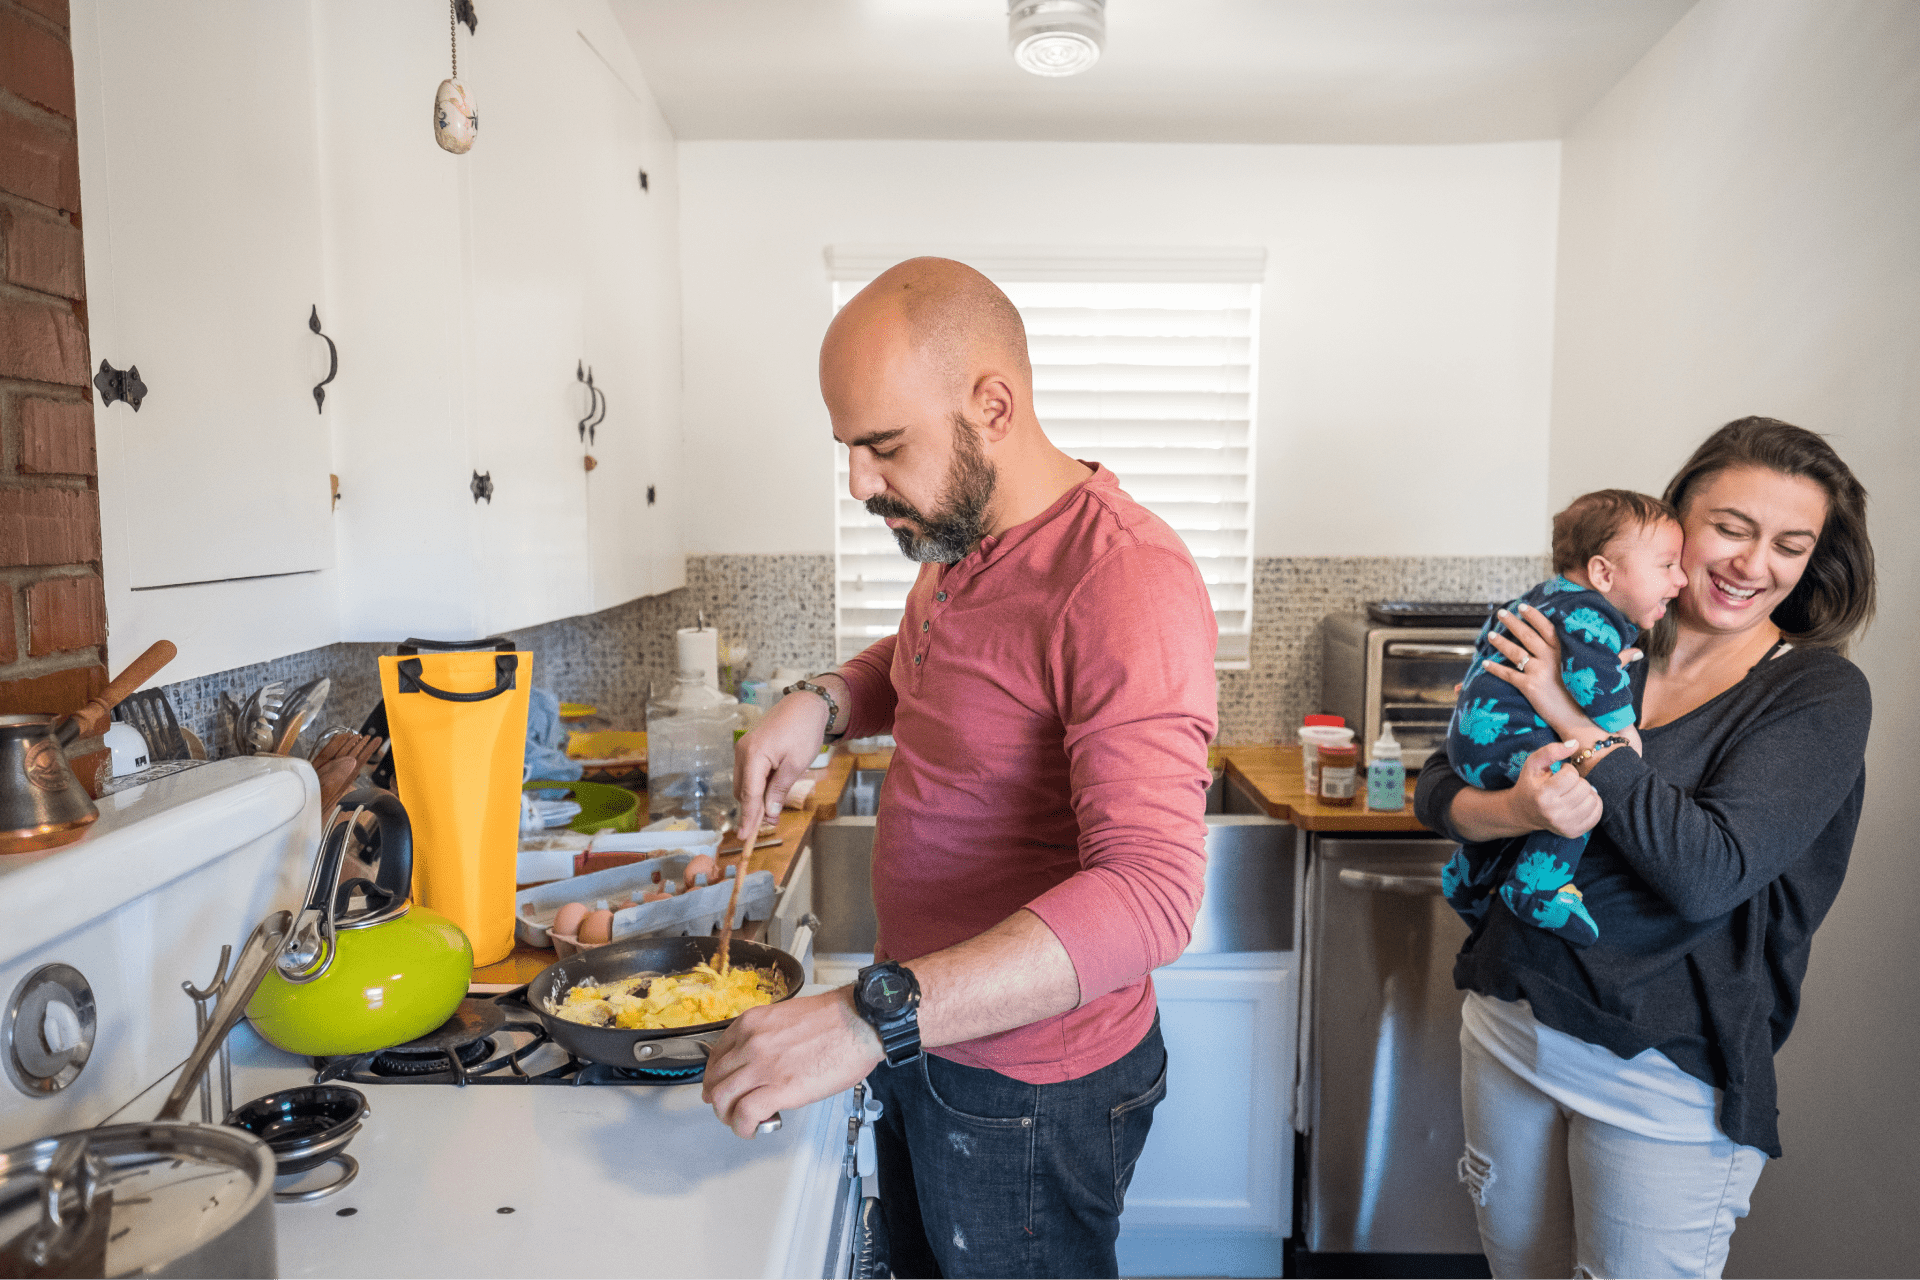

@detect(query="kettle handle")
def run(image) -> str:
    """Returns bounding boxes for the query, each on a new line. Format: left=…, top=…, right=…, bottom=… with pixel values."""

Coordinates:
left=336, top=787, right=414, bottom=908
left=278, top=790, right=414, bottom=984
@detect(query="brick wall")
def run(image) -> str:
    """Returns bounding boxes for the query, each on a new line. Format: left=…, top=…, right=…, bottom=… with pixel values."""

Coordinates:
left=0, top=0, right=107, bottom=716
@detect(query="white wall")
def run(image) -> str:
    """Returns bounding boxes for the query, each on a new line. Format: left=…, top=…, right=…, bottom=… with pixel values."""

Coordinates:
left=676, top=140, right=1560, bottom=559
left=1549, top=3, right=1920, bottom=1275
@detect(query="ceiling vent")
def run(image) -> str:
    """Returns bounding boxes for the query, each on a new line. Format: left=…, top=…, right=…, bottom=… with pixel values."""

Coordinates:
left=1008, top=0, right=1105, bottom=78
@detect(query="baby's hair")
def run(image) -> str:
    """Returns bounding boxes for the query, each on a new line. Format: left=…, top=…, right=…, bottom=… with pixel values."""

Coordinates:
left=1551, top=489, right=1679, bottom=575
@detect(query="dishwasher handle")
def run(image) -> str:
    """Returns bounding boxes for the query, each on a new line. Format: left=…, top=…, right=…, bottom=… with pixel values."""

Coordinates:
left=1338, top=867, right=1446, bottom=896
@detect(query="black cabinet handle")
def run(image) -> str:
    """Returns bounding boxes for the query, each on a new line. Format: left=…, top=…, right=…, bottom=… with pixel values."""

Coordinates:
left=471, top=470, right=493, bottom=503
left=575, top=360, right=607, bottom=444
left=93, top=359, right=147, bottom=411
left=587, top=382, right=605, bottom=444
left=576, top=361, right=596, bottom=442
left=309, top=306, right=338, bottom=413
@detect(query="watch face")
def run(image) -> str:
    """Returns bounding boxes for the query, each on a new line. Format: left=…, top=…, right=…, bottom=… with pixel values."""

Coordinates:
left=861, top=968, right=912, bottom=1016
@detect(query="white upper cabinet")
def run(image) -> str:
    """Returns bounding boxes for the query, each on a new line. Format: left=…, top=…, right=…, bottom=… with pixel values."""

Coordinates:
left=575, top=34, right=685, bottom=606
left=459, top=6, right=595, bottom=636
left=77, top=1, right=335, bottom=590
left=313, top=0, right=481, bottom=644
left=315, top=2, right=683, bottom=645
left=78, top=0, right=692, bottom=667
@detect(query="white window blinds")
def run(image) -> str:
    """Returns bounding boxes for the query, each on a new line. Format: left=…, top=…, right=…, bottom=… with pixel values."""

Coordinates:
left=829, top=249, right=1262, bottom=669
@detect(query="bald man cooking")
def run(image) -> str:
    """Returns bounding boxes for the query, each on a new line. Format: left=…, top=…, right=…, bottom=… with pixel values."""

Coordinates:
left=705, top=258, right=1217, bottom=1279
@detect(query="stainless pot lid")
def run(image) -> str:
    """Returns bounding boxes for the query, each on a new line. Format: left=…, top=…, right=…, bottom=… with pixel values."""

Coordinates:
left=0, top=1122, right=274, bottom=1278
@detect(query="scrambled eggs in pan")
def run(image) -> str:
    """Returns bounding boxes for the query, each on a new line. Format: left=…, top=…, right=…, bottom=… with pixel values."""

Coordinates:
left=553, top=962, right=785, bottom=1030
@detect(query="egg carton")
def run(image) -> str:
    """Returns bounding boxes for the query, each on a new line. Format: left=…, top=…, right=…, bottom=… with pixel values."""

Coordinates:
left=513, top=852, right=778, bottom=952
left=516, top=827, right=719, bottom=885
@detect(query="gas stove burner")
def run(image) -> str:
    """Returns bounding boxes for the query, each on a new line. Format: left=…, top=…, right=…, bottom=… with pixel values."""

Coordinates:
left=398, top=999, right=508, bottom=1052
left=579, top=1061, right=704, bottom=1086
left=369, top=1035, right=495, bottom=1076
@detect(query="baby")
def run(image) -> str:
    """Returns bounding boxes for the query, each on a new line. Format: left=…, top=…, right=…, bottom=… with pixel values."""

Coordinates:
left=1440, top=489, right=1686, bottom=947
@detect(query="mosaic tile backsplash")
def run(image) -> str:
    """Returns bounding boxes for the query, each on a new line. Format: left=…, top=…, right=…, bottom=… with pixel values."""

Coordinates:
left=1220, top=555, right=1547, bottom=744
left=155, top=556, right=838, bottom=751
left=156, top=553, right=1545, bottom=753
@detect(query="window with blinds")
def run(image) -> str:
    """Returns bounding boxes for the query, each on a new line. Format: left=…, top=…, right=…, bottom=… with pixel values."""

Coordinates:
left=829, top=250, right=1261, bottom=669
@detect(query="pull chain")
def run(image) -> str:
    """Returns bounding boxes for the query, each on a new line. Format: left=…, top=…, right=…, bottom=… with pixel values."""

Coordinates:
left=435, top=0, right=476, bottom=154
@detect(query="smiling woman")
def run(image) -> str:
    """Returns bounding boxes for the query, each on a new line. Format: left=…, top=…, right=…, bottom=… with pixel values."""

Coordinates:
left=1655, top=416, right=1876, bottom=657
left=1415, top=416, right=1878, bottom=1279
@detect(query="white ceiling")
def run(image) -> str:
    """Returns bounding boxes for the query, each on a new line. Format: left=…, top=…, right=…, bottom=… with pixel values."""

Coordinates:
left=608, top=0, right=1698, bottom=145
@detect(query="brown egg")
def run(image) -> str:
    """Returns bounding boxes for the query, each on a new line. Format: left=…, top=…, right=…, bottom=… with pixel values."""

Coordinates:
left=641, top=888, right=672, bottom=904
left=681, top=854, right=717, bottom=892
left=578, top=909, right=614, bottom=945
left=551, top=901, right=590, bottom=939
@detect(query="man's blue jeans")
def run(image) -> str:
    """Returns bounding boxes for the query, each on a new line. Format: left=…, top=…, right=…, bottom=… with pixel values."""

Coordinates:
left=866, top=1017, right=1167, bottom=1279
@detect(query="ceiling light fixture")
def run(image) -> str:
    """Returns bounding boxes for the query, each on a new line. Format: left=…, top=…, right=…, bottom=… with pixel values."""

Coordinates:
left=1008, top=0, right=1105, bottom=78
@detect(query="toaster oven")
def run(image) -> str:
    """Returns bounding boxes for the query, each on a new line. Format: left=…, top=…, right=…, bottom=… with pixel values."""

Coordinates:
left=1321, top=607, right=1492, bottom=773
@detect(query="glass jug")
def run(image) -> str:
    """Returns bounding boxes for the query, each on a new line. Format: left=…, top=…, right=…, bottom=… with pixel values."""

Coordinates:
left=645, top=671, right=738, bottom=830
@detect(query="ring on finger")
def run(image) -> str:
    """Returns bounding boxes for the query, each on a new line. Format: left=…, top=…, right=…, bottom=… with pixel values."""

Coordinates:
left=1515, top=654, right=1530, bottom=673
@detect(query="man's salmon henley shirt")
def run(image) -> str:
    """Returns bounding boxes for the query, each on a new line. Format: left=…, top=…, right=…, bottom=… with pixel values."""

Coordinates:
left=837, top=464, right=1218, bottom=1083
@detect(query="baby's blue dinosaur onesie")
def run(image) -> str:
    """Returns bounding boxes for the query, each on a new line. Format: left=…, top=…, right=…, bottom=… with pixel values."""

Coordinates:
left=1440, top=577, right=1637, bottom=947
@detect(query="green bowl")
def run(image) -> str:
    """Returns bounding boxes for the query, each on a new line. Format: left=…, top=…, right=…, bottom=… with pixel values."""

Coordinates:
left=524, top=779, right=639, bottom=834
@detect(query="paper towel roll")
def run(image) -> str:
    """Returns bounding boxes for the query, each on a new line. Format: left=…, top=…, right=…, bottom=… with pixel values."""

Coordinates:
left=676, top=627, right=719, bottom=689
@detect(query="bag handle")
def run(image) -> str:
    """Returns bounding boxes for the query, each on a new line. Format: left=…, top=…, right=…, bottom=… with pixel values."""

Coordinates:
left=395, top=635, right=519, bottom=702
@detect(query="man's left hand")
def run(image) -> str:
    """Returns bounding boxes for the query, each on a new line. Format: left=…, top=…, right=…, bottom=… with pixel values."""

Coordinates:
left=701, top=988, right=883, bottom=1138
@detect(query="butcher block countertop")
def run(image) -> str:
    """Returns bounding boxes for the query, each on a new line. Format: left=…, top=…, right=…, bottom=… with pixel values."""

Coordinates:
left=1218, top=744, right=1431, bottom=833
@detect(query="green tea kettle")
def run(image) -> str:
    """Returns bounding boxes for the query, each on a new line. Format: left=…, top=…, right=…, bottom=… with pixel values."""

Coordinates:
left=246, top=788, right=473, bottom=1057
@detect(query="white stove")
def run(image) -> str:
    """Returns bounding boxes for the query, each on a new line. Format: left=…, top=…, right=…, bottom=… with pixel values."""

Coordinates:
left=1, top=760, right=871, bottom=1279
left=227, top=1023, right=859, bottom=1279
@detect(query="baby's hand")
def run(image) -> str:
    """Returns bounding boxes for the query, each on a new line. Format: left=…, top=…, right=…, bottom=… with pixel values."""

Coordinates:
left=1618, top=647, right=1644, bottom=667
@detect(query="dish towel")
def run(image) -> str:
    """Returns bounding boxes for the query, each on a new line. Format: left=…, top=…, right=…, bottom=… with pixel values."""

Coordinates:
left=524, top=687, right=585, bottom=783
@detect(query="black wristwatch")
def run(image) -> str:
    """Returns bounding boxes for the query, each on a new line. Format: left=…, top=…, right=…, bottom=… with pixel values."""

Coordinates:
left=853, top=961, right=923, bottom=1067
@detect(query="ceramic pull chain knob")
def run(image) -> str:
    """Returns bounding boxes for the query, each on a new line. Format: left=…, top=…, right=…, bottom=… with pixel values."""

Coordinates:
left=435, top=78, right=477, bottom=154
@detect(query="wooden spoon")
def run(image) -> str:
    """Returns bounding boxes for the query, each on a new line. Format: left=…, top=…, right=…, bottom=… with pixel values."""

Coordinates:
left=714, top=833, right=749, bottom=974
left=58, top=640, right=178, bottom=741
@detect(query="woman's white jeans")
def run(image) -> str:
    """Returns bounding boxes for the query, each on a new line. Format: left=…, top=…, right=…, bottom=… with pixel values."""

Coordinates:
left=1458, top=1032, right=1767, bottom=1278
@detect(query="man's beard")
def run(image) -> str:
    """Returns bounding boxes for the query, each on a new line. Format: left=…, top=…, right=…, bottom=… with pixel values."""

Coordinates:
left=864, top=414, right=997, bottom=564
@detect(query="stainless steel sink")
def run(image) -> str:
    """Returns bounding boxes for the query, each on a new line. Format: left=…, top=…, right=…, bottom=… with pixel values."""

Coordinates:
left=810, top=770, right=1295, bottom=956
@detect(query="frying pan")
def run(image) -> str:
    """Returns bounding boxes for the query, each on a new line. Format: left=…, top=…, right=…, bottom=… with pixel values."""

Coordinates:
left=512, top=934, right=802, bottom=1135
left=515, top=933, right=804, bottom=1068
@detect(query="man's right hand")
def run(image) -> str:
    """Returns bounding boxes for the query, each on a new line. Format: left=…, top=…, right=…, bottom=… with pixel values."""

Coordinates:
left=1513, top=739, right=1603, bottom=838
left=735, top=678, right=842, bottom=831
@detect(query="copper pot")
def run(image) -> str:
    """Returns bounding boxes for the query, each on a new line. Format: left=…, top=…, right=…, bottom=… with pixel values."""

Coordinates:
left=0, top=715, right=98, bottom=853
left=0, top=641, right=178, bottom=856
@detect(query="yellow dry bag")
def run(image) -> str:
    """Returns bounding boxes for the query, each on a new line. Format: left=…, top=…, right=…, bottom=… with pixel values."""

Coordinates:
left=378, top=638, right=531, bottom=966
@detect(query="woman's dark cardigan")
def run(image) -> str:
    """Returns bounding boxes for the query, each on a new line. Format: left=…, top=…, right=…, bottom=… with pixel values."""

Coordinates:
left=1415, top=644, right=1871, bottom=1156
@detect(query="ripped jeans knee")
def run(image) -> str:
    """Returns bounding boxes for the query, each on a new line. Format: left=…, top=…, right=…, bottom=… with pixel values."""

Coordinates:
left=1458, top=1142, right=1496, bottom=1206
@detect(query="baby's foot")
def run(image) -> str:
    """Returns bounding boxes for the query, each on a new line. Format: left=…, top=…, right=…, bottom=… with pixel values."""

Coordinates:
left=1501, top=881, right=1600, bottom=948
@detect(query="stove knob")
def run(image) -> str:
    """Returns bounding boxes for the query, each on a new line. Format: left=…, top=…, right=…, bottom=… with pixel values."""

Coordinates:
left=42, top=998, right=83, bottom=1055
left=5, top=964, right=97, bottom=1096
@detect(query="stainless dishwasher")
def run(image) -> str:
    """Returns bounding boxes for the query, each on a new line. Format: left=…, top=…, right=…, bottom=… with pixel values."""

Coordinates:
left=1302, top=835, right=1483, bottom=1258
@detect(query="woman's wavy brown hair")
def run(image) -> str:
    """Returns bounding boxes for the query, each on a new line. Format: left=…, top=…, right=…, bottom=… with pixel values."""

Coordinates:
left=1648, top=416, right=1876, bottom=659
